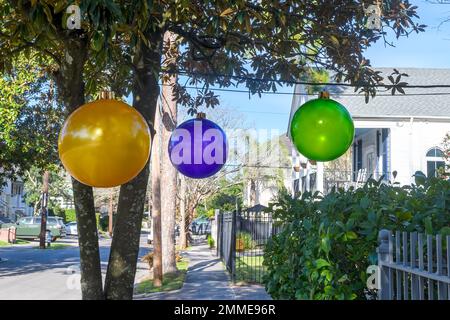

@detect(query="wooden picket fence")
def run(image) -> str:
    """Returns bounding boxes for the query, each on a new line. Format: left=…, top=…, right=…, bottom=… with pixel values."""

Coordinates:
left=377, top=229, right=450, bottom=300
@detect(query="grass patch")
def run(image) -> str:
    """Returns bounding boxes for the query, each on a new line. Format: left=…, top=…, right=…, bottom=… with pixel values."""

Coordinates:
left=33, top=244, right=73, bottom=250
left=0, top=239, right=30, bottom=246
left=14, top=239, right=30, bottom=245
left=235, top=254, right=265, bottom=284
left=135, top=259, right=189, bottom=294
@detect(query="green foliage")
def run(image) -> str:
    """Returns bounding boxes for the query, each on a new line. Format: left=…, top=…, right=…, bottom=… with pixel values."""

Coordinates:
left=0, top=1, right=424, bottom=116
left=0, top=55, right=62, bottom=181
left=201, top=208, right=216, bottom=219
left=98, top=214, right=116, bottom=232
left=65, top=209, right=76, bottom=223
left=442, top=132, right=450, bottom=175
left=236, top=232, right=256, bottom=251
left=23, top=167, right=72, bottom=215
left=204, top=180, right=243, bottom=214
left=98, top=215, right=109, bottom=232
left=207, top=234, right=215, bottom=248
left=49, top=206, right=65, bottom=220
left=263, top=176, right=450, bottom=300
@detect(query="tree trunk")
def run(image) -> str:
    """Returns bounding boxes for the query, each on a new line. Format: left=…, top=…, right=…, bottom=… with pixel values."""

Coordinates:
left=104, top=29, right=163, bottom=300
left=151, top=108, right=163, bottom=287
left=186, top=206, right=196, bottom=246
left=179, top=176, right=187, bottom=249
left=55, top=36, right=104, bottom=300
left=108, top=190, right=113, bottom=236
left=39, top=170, right=49, bottom=249
left=160, top=31, right=179, bottom=275
left=72, top=179, right=103, bottom=299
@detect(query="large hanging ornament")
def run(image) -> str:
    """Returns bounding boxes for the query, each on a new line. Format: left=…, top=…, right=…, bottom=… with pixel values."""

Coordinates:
left=290, top=91, right=354, bottom=162
left=58, top=96, right=151, bottom=188
left=168, top=113, right=227, bottom=179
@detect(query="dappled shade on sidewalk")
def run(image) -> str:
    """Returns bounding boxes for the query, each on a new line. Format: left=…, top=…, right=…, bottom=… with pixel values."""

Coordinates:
left=135, top=242, right=271, bottom=300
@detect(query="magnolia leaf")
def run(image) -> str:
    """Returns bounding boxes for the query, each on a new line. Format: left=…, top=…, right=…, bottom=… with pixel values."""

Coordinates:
left=220, top=8, right=234, bottom=17
left=345, top=231, right=358, bottom=240
left=315, top=258, right=330, bottom=268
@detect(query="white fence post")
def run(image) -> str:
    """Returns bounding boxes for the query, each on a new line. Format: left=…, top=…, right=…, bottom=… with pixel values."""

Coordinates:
left=213, top=209, right=220, bottom=256
left=377, top=229, right=392, bottom=300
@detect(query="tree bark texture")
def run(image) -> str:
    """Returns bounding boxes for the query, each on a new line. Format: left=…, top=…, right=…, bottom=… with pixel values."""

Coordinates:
left=104, top=29, right=163, bottom=300
left=55, top=34, right=104, bottom=300
left=160, top=31, right=178, bottom=274
left=179, top=176, right=187, bottom=249
left=151, top=108, right=163, bottom=287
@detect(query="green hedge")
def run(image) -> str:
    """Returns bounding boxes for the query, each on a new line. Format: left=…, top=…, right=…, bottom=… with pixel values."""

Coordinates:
left=263, top=175, right=450, bottom=300
left=98, top=214, right=116, bottom=232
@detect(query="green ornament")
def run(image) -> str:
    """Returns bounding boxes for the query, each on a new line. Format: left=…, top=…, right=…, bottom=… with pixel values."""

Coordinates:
left=290, top=92, right=355, bottom=162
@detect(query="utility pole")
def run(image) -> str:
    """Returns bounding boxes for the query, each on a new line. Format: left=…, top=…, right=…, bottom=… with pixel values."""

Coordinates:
left=39, top=170, right=49, bottom=249
left=108, top=189, right=113, bottom=236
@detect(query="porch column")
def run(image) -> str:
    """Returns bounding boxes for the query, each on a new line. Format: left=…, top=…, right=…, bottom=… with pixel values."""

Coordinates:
left=316, top=162, right=324, bottom=193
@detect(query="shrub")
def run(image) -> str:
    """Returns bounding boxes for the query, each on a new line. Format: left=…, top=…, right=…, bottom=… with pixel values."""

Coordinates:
left=98, top=213, right=116, bottom=232
left=65, top=209, right=76, bottom=223
left=263, top=175, right=450, bottom=300
left=99, top=215, right=109, bottom=231
left=50, top=206, right=66, bottom=221
left=207, top=235, right=215, bottom=248
left=236, top=232, right=256, bottom=251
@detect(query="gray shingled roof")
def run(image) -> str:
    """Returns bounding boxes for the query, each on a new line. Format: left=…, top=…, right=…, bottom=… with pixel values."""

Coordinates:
left=324, top=68, right=450, bottom=118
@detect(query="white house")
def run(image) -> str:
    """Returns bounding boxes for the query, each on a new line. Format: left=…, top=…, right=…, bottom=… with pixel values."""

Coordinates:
left=0, top=178, right=33, bottom=221
left=288, top=68, right=450, bottom=195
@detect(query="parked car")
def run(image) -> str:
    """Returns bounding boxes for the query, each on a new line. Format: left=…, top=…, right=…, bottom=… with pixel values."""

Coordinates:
left=65, top=221, right=78, bottom=236
left=3, top=216, right=66, bottom=242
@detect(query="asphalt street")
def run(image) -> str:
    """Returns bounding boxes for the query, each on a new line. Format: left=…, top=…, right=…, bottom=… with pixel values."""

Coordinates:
left=0, top=234, right=151, bottom=300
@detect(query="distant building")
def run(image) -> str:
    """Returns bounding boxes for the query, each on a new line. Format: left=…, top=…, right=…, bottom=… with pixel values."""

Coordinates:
left=0, top=178, right=33, bottom=221
left=288, top=68, right=450, bottom=195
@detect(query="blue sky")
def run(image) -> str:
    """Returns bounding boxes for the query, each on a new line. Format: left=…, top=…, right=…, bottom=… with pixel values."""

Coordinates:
left=195, top=0, right=450, bottom=133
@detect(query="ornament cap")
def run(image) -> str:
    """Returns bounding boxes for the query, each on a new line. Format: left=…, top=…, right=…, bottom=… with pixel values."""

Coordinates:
left=318, top=91, right=330, bottom=99
left=196, top=112, right=206, bottom=119
left=100, top=91, right=115, bottom=100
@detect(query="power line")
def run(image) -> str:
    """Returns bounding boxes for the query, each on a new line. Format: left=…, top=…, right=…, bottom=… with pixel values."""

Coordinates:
left=224, top=164, right=292, bottom=169
left=159, top=83, right=450, bottom=97
left=164, top=70, right=450, bottom=89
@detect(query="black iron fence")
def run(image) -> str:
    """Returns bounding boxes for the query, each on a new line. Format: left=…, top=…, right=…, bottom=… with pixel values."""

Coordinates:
left=217, top=210, right=282, bottom=283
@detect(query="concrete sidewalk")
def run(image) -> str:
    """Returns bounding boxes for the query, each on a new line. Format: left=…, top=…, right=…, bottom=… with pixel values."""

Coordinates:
left=135, top=243, right=271, bottom=300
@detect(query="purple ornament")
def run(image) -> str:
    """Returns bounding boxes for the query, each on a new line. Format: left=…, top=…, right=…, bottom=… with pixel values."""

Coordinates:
left=168, top=115, right=228, bottom=179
